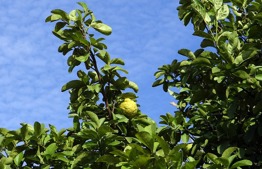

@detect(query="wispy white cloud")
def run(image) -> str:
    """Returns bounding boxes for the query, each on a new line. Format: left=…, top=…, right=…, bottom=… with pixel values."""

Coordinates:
left=0, top=1, right=199, bottom=129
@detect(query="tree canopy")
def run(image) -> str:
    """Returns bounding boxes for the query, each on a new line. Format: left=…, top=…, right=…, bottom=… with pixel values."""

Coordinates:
left=1, top=0, right=262, bottom=168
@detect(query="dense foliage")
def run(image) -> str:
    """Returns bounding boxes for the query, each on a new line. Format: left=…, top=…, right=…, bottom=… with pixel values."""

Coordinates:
left=1, top=0, right=261, bottom=168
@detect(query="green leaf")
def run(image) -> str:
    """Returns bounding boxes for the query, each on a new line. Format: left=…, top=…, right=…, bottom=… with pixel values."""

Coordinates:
left=193, top=30, right=213, bottom=39
left=61, top=80, right=85, bottom=92
left=44, top=143, right=58, bottom=155
left=96, top=155, right=119, bottom=164
left=71, top=152, right=89, bottom=168
left=206, top=153, right=218, bottom=164
left=87, top=111, right=100, bottom=127
left=230, top=160, right=252, bottom=168
left=75, top=54, right=89, bottom=62
left=169, top=150, right=183, bottom=168
left=34, top=122, right=42, bottom=137
left=221, top=147, right=238, bottom=158
left=88, top=84, right=101, bottom=93
left=133, top=156, right=152, bottom=168
left=46, top=9, right=69, bottom=22
left=192, top=0, right=211, bottom=23
left=14, top=152, right=24, bottom=166
left=181, top=133, right=189, bottom=143
left=45, top=14, right=62, bottom=22
left=191, top=57, right=211, bottom=66
left=212, top=0, right=223, bottom=10
left=121, top=92, right=137, bottom=99
left=52, top=29, right=67, bottom=41
left=156, top=136, right=170, bottom=156
left=136, top=131, right=154, bottom=151
left=178, top=49, right=196, bottom=60
left=216, top=157, right=230, bottom=167
left=113, top=66, right=128, bottom=74
left=73, top=116, right=80, bottom=132
left=54, top=22, right=67, bottom=32
left=20, top=124, right=30, bottom=140
left=184, top=160, right=199, bottom=169
left=234, top=48, right=259, bottom=65
left=233, top=70, right=250, bottom=79
left=69, top=10, right=78, bottom=21
left=0, top=128, right=9, bottom=135
left=77, top=2, right=89, bottom=12
left=91, top=22, right=112, bottom=35
left=201, top=39, right=215, bottom=48
left=129, top=81, right=139, bottom=93
left=56, top=153, right=70, bottom=163
left=152, top=79, right=164, bottom=87
left=110, top=58, right=125, bottom=65
left=255, top=74, right=262, bottom=81
left=216, top=4, right=229, bottom=20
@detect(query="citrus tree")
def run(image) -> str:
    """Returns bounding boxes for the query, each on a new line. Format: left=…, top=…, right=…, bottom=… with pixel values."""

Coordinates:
left=0, top=0, right=261, bottom=168
left=154, top=0, right=262, bottom=168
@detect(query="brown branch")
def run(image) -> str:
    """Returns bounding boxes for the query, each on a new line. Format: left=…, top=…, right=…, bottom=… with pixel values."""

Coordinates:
left=88, top=50, right=112, bottom=119
left=79, top=22, right=112, bottom=119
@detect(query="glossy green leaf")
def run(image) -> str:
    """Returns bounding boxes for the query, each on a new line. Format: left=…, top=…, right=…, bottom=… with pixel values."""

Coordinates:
left=193, top=30, right=213, bottom=39
left=233, top=70, right=250, bottom=79
left=87, top=111, right=100, bottom=126
left=110, top=58, right=125, bottom=65
left=156, top=136, right=170, bottom=156
left=235, top=48, right=259, bottom=65
left=136, top=131, right=154, bottom=151
left=152, top=79, right=164, bottom=87
left=77, top=2, right=88, bottom=10
left=113, top=66, right=128, bottom=74
left=75, top=54, right=89, bottom=62
left=91, top=22, right=112, bottom=35
left=212, top=0, right=223, bottom=10
left=14, top=152, right=23, bottom=166
left=33, top=122, right=42, bottom=137
left=216, top=4, right=229, bottom=20
left=97, top=155, right=119, bottom=164
left=129, top=81, right=139, bottom=93
left=44, top=143, right=58, bottom=155
left=206, top=153, right=218, bottom=163
left=255, top=74, right=262, bottom=81
left=192, top=0, right=211, bottom=23
left=20, top=124, right=29, bottom=140
left=45, top=14, right=62, bottom=22
left=61, top=80, right=85, bottom=92
left=71, top=152, right=89, bottom=168
left=69, top=10, right=78, bottom=21
left=216, top=157, right=229, bottom=167
left=0, top=128, right=9, bottom=135
left=54, top=22, right=67, bottom=32
left=230, top=160, right=252, bottom=168
left=201, top=39, right=215, bottom=48
left=46, top=9, right=69, bottom=22
left=191, top=57, right=211, bottom=66
left=181, top=133, right=189, bottom=143
left=178, top=49, right=196, bottom=60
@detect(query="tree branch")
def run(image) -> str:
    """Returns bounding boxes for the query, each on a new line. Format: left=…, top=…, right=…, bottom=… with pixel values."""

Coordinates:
left=88, top=50, right=112, bottom=119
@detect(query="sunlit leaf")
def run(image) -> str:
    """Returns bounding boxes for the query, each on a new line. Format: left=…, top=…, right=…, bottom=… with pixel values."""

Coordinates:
left=129, top=81, right=139, bottom=93
left=230, top=160, right=252, bottom=168
left=61, top=80, right=85, bottom=92
left=216, top=4, right=229, bottom=20
left=91, top=22, right=112, bottom=35
left=178, top=49, right=196, bottom=60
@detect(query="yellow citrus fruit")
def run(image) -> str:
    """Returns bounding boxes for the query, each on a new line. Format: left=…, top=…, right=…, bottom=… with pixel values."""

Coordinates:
left=119, top=98, right=138, bottom=117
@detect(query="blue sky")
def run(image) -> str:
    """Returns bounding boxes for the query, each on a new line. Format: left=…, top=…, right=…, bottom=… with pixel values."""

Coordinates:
left=0, top=1, right=200, bottom=130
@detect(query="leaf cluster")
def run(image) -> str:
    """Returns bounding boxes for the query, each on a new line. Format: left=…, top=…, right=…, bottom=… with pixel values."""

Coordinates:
left=154, top=0, right=262, bottom=167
